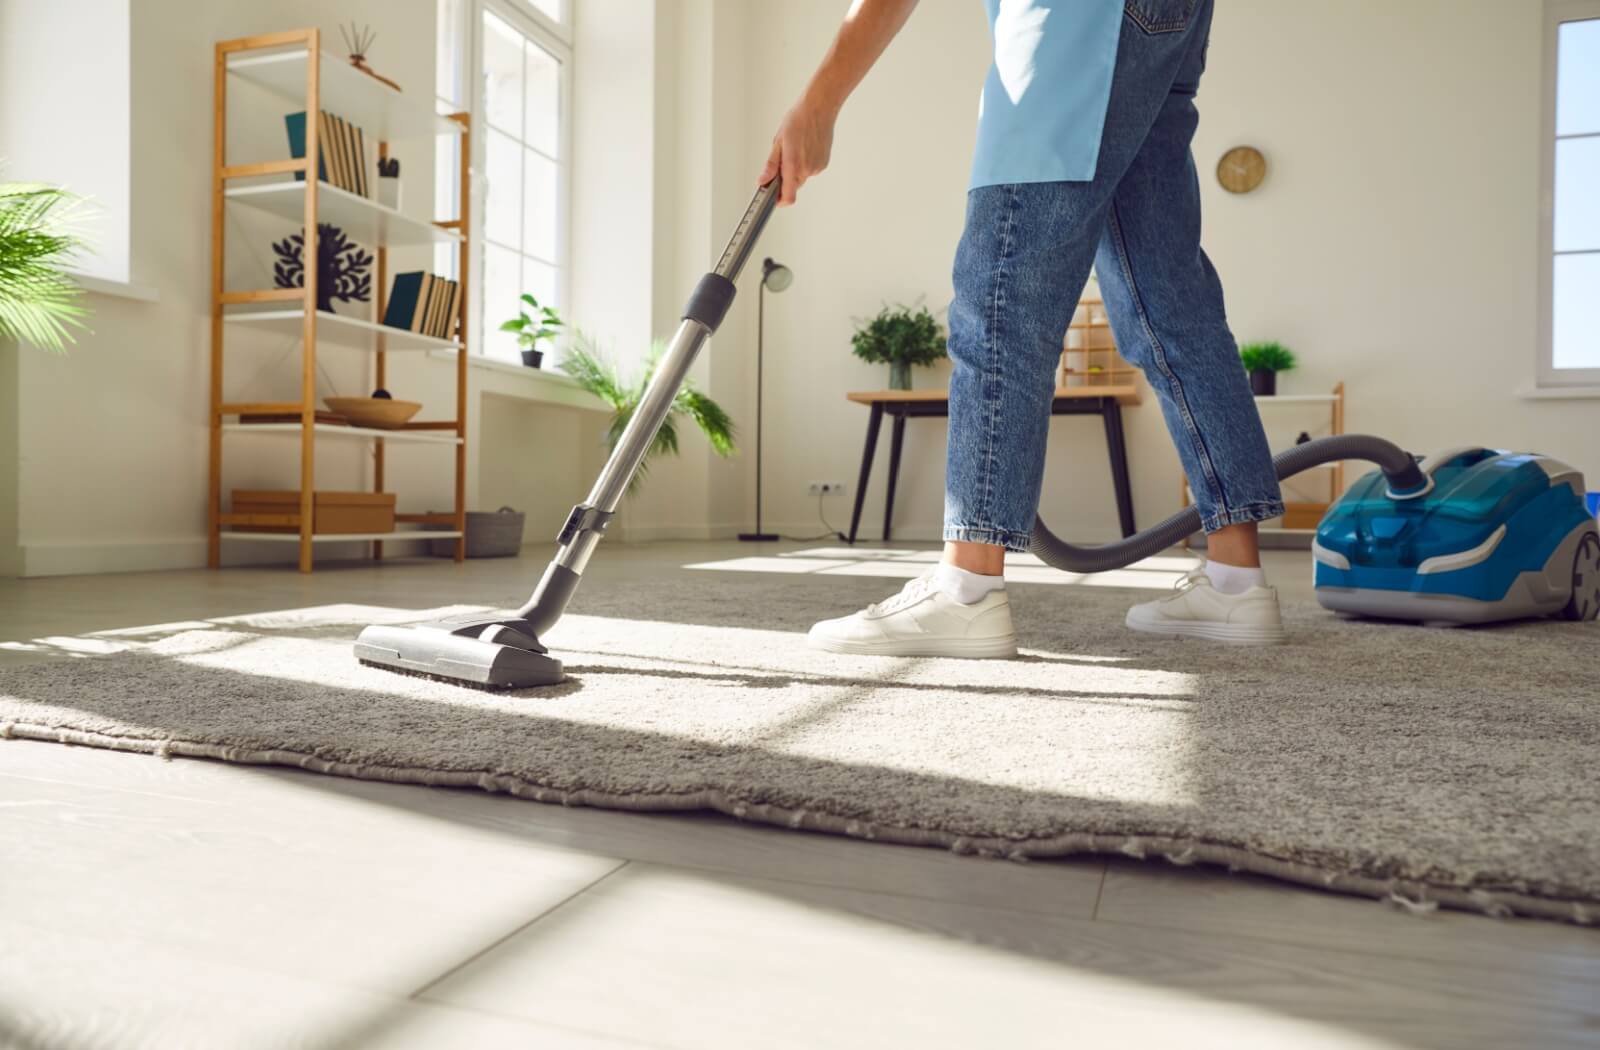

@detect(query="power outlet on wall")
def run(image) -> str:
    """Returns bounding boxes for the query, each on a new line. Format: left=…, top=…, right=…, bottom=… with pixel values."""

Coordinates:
left=808, top=481, right=846, bottom=496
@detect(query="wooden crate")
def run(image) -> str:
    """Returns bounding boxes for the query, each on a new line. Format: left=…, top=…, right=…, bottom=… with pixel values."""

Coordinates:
left=1061, top=299, right=1136, bottom=388
left=231, top=490, right=396, bottom=534
left=1281, top=501, right=1331, bottom=530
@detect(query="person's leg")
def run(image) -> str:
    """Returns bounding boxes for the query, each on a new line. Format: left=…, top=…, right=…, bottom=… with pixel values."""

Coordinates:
left=810, top=3, right=1216, bottom=656
left=941, top=7, right=1219, bottom=580
left=941, top=184, right=1108, bottom=570
left=808, top=184, right=1105, bottom=657
left=1093, top=2, right=1286, bottom=640
left=1094, top=3, right=1282, bottom=549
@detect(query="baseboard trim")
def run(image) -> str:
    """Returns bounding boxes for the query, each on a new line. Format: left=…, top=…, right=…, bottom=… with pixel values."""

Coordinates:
left=610, top=522, right=743, bottom=543
left=16, top=534, right=432, bottom=577
left=20, top=537, right=209, bottom=577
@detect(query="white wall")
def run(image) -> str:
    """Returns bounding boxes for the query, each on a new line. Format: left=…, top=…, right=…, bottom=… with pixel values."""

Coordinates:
left=1195, top=0, right=1596, bottom=480
left=0, top=342, right=17, bottom=576
left=565, top=0, right=756, bottom=542
left=726, top=0, right=1600, bottom=544
left=0, top=0, right=132, bottom=284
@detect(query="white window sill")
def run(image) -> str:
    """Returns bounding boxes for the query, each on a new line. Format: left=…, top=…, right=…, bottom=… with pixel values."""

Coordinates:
left=426, top=349, right=604, bottom=410
left=67, top=270, right=159, bottom=303
left=1516, top=386, right=1600, bottom=400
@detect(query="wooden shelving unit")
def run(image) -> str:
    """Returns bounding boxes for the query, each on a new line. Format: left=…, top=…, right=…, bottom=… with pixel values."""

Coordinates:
left=1181, top=382, right=1347, bottom=540
left=209, top=28, right=471, bottom=572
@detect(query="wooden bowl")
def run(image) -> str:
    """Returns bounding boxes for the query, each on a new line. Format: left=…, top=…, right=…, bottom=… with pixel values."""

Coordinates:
left=324, top=396, right=422, bottom=430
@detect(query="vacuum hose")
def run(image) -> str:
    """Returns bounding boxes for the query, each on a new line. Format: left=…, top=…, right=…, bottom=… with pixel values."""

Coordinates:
left=1029, top=433, right=1428, bottom=574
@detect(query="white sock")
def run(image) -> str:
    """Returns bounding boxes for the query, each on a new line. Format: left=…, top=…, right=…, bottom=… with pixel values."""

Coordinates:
left=1205, top=560, right=1267, bottom=595
left=935, top=562, right=1005, bottom=605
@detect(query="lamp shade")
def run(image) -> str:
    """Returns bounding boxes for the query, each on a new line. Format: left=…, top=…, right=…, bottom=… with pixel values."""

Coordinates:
left=762, top=257, right=793, bottom=293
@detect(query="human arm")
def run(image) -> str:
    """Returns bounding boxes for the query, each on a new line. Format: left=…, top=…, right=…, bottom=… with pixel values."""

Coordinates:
left=759, top=0, right=921, bottom=206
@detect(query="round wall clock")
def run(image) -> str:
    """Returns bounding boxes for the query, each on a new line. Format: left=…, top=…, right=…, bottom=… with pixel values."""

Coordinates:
left=1217, top=146, right=1266, bottom=194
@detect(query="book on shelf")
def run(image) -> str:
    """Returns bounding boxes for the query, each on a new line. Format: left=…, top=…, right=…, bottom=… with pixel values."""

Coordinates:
left=424, top=275, right=445, bottom=338
left=344, top=117, right=367, bottom=197
left=383, top=272, right=460, bottom=340
left=430, top=277, right=460, bottom=339
left=284, top=111, right=326, bottom=183
left=285, top=110, right=371, bottom=197
left=441, top=280, right=461, bottom=339
left=421, top=275, right=442, bottom=337
left=320, top=111, right=346, bottom=191
left=384, top=272, right=429, bottom=333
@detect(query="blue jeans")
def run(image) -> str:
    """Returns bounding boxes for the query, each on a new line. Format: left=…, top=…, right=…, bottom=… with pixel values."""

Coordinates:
left=944, top=0, right=1283, bottom=551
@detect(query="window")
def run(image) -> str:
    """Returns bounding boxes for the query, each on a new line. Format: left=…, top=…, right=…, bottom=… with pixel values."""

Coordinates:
left=0, top=0, right=131, bottom=285
left=1541, top=1, right=1600, bottom=386
left=435, top=0, right=571, bottom=364
left=435, top=0, right=469, bottom=282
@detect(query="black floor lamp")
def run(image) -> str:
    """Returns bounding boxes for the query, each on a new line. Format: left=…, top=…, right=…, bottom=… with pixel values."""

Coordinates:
left=739, top=257, right=792, bottom=542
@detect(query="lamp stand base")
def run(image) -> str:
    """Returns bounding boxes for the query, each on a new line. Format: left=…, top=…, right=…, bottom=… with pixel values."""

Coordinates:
left=738, top=532, right=780, bottom=542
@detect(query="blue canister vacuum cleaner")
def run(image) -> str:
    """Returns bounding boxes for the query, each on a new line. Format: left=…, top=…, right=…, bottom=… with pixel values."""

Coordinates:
left=1033, top=441, right=1600, bottom=626
left=355, top=182, right=1598, bottom=690
left=1311, top=448, right=1599, bottom=624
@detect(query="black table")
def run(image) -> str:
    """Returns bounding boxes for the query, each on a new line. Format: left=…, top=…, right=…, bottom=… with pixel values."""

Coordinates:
left=844, top=387, right=1139, bottom=544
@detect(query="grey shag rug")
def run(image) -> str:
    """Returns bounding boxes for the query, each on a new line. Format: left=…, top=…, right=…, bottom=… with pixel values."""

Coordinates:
left=2, top=573, right=1597, bottom=924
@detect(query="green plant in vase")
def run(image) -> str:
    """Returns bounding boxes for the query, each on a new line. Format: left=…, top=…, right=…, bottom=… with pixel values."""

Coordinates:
left=561, top=332, right=735, bottom=493
left=0, top=179, right=88, bottom=350
left=851, top=302, right=947, bottom=390
left=1239, top=341, right=1296, bottom=396
left=499, top=293, right=562, bottom=368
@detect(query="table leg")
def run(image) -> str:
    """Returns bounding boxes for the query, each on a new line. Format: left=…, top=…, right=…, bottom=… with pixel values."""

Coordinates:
left=847, top=403, right=884, bottom=545
left=884, top=410, right=907, bottom=542
left=1102, top=400, right=1137, bottom=537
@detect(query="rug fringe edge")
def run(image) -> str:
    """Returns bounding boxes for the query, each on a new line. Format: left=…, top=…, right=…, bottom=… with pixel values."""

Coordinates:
left=6, top=721, right=1592, bottom=927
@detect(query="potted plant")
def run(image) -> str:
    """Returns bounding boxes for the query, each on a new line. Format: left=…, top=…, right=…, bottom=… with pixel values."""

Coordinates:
left=1239, top=341, right=1296, bottom=396
left=851, top=302, right=947, bottom=390
left=561, top=333, right=735, bottom=493
left=500, top=293, right=562, bottom=368
left=0, top=179, right=88, bottom=350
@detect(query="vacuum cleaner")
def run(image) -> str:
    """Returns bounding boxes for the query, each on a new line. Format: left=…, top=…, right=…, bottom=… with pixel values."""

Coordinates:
left=355, top=181, right=1599, bottom=689
left=354, top=181, right=784, bottom=687
left=1033, top=443, right=1599, bottom=626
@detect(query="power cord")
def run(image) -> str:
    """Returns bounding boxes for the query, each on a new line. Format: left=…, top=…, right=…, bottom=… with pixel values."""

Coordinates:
left=780, top=492, right=849, bottom=543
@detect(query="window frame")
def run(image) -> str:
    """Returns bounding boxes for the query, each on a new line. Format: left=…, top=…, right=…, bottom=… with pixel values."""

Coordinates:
left=1538, top=0, right=1600, bottom=388
left=438, top=0, right=574, bottom=365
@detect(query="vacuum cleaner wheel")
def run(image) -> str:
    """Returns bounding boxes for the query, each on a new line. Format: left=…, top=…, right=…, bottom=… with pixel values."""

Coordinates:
left=1561, top=528, right=1600, bottom=622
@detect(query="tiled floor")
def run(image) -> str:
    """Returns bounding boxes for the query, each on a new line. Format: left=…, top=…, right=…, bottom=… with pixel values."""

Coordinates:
left=2, top=542, right=1596, bottom=1049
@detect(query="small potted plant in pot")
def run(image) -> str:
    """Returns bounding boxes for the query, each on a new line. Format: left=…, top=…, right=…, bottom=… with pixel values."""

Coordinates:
left=500, top=293, right=562, bottom=368
left=851, top=302, right=947, bottom=390
left=1239, top=341, right=1296, bottom=396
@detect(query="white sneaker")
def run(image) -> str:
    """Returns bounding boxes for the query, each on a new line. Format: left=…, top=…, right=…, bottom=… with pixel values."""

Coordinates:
left=1125, top=565, right=1285, bottom=645
left=807, top=571, right=1018, bottom=658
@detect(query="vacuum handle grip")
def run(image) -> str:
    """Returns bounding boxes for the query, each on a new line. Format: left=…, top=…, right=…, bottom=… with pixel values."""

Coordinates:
left=712, top=178, right=781, bottom=282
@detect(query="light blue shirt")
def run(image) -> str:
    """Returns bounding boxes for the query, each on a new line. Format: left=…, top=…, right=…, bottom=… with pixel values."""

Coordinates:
left=971, top=0, right=1123, bottom=189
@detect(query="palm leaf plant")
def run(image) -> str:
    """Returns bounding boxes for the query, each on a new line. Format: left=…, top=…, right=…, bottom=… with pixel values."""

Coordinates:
left=561, top=333, right=735, bottom=493
left=0, top=180, right=88, bottom=351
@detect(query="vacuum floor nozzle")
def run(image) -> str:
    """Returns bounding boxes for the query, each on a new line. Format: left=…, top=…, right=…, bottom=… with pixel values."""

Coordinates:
left=354, top=617, right=565, bottom=690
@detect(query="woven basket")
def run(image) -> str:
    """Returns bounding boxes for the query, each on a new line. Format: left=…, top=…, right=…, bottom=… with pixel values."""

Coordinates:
left=428, top=506, right=525, bottom=558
